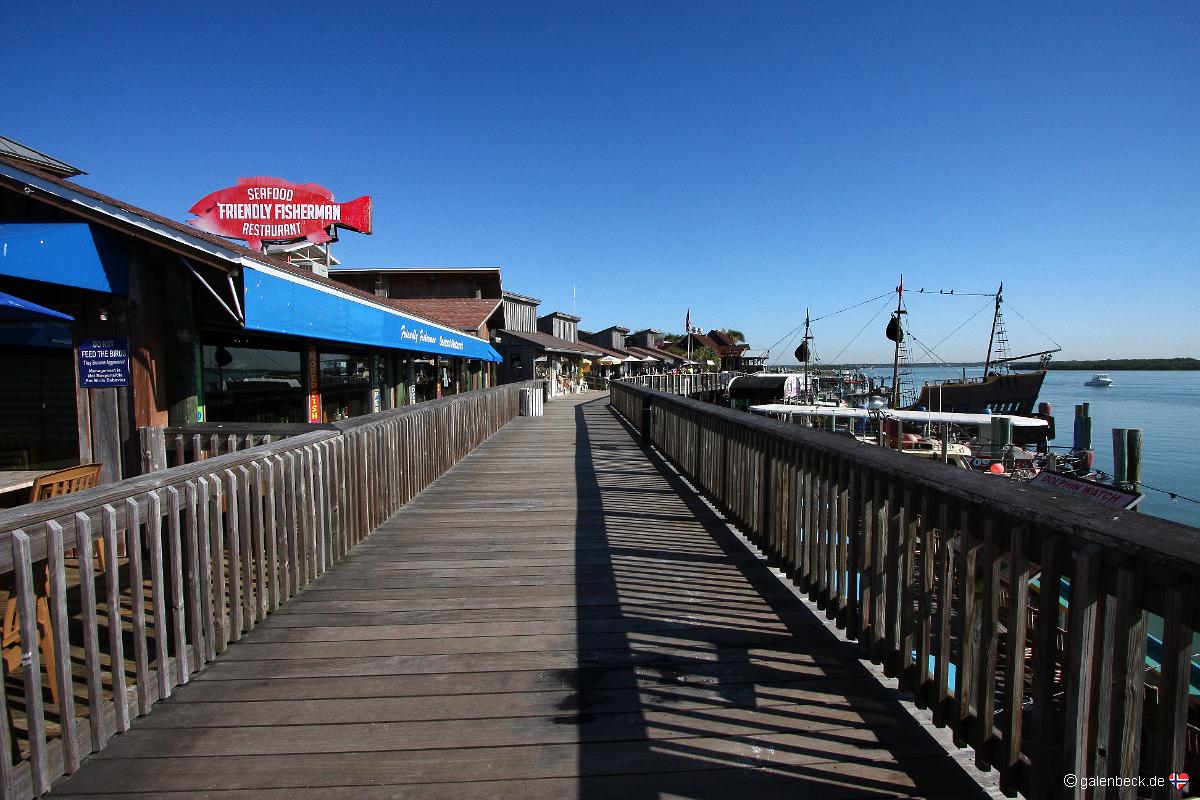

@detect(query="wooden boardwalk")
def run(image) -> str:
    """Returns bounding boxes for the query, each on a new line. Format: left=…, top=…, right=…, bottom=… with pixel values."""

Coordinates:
left=53, top=393, right=989, bottom=798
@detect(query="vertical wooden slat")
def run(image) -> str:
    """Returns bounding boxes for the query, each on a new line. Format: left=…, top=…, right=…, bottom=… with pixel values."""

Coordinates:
left=1063, top=544, right=1101, bottom=788
left=125, top=496, right=152, bottom=714
left=210, top=475, right=229, bottom=653
left=224, top=469, right=243, bottom=638
left=899, top=486, right=917, bottom=684
left=265, top=458, right=281, bottom=612
left=183, top=481, right=207, bottom=670
left=0, top=642, right=13, bottom=797
left=166, top=486, right=190, bottom=684
left=146, top=491, right=171, bottom=701
left=1112, top=565, right=1146, bottom=800
left=237, top=465, right=255, bottom=630
left=954, top=505, right=979, bottom=746
left=1151, top=578, right=1193, bottom=800
left=12, top=529, right=50, bottom=795
left=75, top=512, right=106, bottom=751
left=933, top=499, right=955, bottom=728
left=1000, top=523, right=1031, bottom=796
left=1030, top=532, right=1062, bottom=800
left=250, top=462, right=268, bottom=619
left=102, top=504, right=130, bottom=732
left=915, top=492, right=934, bottom=709
left=198, top=476, right=219, bottom=659
left=974, top=514, right=999, bottom=770
left=47, top=520, right=80, bottom=772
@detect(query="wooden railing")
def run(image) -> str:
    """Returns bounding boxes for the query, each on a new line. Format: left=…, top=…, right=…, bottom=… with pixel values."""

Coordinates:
left=0, top=381, right=539, bottom=799
left=610, top=380, right=1198, bottom=799
left=626, top=372, right=724, bottom=396
left=139, top=422, right=334, bottom=472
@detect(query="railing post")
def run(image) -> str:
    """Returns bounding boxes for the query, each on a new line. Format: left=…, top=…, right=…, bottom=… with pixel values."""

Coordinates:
left=640, top=394, right=653, bottom=446
left=140, top=426, right=167, bottom=474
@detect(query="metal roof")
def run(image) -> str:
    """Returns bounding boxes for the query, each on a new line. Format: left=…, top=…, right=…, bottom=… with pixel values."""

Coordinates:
left=0, top=135, right=85, bottom=177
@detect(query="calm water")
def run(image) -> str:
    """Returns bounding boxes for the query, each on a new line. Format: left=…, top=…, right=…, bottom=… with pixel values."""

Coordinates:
left=873, top=368, right=1200, bottom=528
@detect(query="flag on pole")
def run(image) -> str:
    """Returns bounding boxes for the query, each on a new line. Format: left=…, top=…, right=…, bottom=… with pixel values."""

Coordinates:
left=685, top=308, right=691, bottom=333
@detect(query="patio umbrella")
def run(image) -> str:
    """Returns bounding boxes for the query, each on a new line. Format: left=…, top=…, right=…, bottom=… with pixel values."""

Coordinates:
left=598, top=355, right=622, bottom=366
left=0, top=290, right=73, bottom=321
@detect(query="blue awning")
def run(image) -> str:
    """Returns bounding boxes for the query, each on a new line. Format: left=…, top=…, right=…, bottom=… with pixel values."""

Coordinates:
left=0, top=222, right=129, bottom=294
left=0, top=289, right=74, bottom=320
left=242, top=264, right=503, bottom=362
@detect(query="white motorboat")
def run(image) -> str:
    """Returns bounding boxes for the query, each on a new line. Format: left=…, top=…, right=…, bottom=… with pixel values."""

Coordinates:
left=1085, top=373, right=1114, bottom=387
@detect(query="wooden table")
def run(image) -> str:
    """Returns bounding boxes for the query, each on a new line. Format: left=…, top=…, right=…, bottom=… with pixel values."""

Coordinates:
left=0, top=470, right=52, bottom=498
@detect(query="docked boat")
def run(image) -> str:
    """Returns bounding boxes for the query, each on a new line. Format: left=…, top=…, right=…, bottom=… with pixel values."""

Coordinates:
left=1085, top=373, right=1114, bottom=387
left=895, top=283, right=1059, bottom=416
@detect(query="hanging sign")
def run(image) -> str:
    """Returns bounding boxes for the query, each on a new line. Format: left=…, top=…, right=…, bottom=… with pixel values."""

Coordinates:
left=306, top=346, right=322, bottom=423
left=188, top=177, right=372, bottom=252
left=1028, top=471, right=1143, bottom=510
left=78, top=337, right=131, bottom=388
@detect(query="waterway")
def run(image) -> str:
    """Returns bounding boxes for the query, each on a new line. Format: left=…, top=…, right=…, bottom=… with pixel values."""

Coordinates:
left=884, top=368, right=1200, bottom=529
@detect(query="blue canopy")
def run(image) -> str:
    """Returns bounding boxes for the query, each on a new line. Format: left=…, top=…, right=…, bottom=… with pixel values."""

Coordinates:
left=0, top=222, right=129, bottom=294
left=242, top=265, right=503, bottom=362
left=0, top=289, right=74, bottom=321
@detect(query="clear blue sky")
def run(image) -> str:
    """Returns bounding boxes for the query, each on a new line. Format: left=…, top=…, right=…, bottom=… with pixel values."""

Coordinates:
left=4, top=1, right=1197, bottom=364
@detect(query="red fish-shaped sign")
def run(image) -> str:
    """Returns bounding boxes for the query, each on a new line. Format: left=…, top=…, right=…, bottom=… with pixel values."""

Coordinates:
left=188, top=177, right=372, bottom=251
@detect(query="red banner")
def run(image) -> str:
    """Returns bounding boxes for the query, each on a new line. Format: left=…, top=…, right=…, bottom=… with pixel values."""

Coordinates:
left=188, top=177, right=372, bottom=251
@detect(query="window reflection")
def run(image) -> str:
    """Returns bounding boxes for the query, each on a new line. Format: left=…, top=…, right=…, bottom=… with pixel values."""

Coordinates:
left=202, top=343, right=304, bottom=423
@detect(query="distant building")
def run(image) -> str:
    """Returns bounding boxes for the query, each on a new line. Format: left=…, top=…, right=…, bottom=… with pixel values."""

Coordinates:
left=494, top=301, right=601, bottom=387
left=676, top=328, right=763, bottom=372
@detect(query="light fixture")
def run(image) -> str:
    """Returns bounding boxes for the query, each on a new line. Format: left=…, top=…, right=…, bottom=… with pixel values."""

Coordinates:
left=98, top=308, right=109, bottom=321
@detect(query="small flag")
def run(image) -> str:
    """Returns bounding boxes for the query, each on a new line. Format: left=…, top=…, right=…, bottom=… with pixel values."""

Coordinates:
left=1168, top=773, right=1189, bottom=791
left=685, top=308, right=691, bottom=333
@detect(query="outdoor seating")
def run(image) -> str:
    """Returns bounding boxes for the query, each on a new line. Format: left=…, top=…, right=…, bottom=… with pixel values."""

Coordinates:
left=1, top=464, right=103, bottom=706
left=28, top=463, right=101, bottom=502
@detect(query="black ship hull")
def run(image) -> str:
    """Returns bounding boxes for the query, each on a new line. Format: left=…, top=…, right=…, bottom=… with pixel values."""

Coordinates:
left=909, top=370, right=1046, bottom=415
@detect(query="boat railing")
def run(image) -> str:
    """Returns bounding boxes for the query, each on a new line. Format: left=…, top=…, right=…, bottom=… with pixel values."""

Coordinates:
left=0, top=380, right=541, bottom=799
left=610, top=379, right=1198, bottom=796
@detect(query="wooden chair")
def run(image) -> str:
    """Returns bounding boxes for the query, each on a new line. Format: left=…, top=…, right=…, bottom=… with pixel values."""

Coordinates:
left=28, top=463, right=102, bottom=502
left=1, top=464, right=102, bottom=704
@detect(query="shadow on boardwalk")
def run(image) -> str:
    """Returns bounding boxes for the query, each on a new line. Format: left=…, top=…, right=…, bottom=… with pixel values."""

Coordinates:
left=570, top=397, right=988, bottom=798
left=50, top=393, right=987, bottom=798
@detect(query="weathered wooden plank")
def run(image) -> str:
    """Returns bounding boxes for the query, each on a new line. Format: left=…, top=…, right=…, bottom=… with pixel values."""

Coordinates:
left=46, top=521, right=80, bottom=772
left=999, top=523, right=1031, bottom=797
left=1063, top=544, right=1101, bottom=788
left=125, top=496, right=152, bottom=715
left=146, top=491, right=171, bottom=701
left=12, top=530, right=49, bottom=795
left=74, top=512, right=106, bottom=751
left=167, top=486, right=191, bottom=684
left=102, top=504, right=130, bottom=732
left=1151, top=578, right=1193, bottom=800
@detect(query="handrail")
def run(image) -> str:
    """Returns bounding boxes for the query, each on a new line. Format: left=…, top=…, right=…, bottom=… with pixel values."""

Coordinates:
left=0, top=380, right=542, bottom=799
left=610, top=379, right=1198, bottom=798
left=625, top=372, right=724, bottom=396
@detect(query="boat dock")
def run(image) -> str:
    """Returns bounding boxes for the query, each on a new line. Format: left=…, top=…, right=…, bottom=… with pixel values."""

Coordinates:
left=0, top=381, right=1195, bottom=798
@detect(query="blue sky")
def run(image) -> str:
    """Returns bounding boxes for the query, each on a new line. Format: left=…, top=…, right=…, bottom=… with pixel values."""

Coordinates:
left=4, top=1, right=1197, bottom=364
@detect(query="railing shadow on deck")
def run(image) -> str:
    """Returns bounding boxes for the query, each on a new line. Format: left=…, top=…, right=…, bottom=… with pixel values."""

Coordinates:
left=571, top=396, right=988, bottom=798
left=0, top=380, right=543, bottom=800
left=609, top=381, right=1199, bottom=799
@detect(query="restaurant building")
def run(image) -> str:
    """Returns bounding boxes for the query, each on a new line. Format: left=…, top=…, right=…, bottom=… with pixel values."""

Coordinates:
left=0, top=137, right=501, bottom=485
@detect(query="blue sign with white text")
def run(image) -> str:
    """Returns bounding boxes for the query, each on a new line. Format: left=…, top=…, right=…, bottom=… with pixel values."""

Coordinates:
left=78, top=337, right=131, bottom=388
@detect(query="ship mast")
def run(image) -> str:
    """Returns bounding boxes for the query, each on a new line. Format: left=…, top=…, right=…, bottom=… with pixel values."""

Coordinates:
left=982, top=282, right=1003, bottom=376
left=799, top=310, right=812, bottom=403
left=887, top=277, right=906, bottom=409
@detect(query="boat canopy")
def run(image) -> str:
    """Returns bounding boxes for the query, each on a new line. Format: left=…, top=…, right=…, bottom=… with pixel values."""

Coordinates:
left=749, top=404, right=1049, bottom=428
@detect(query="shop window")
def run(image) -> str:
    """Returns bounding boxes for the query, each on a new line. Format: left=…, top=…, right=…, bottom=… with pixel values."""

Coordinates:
left=202, top=343, right=304, bottom=423
left=411, top=358, right=436, bottom=403
left=320, top=352, right=370, bottom=421
left=0, top=348, right=79, bottom=471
